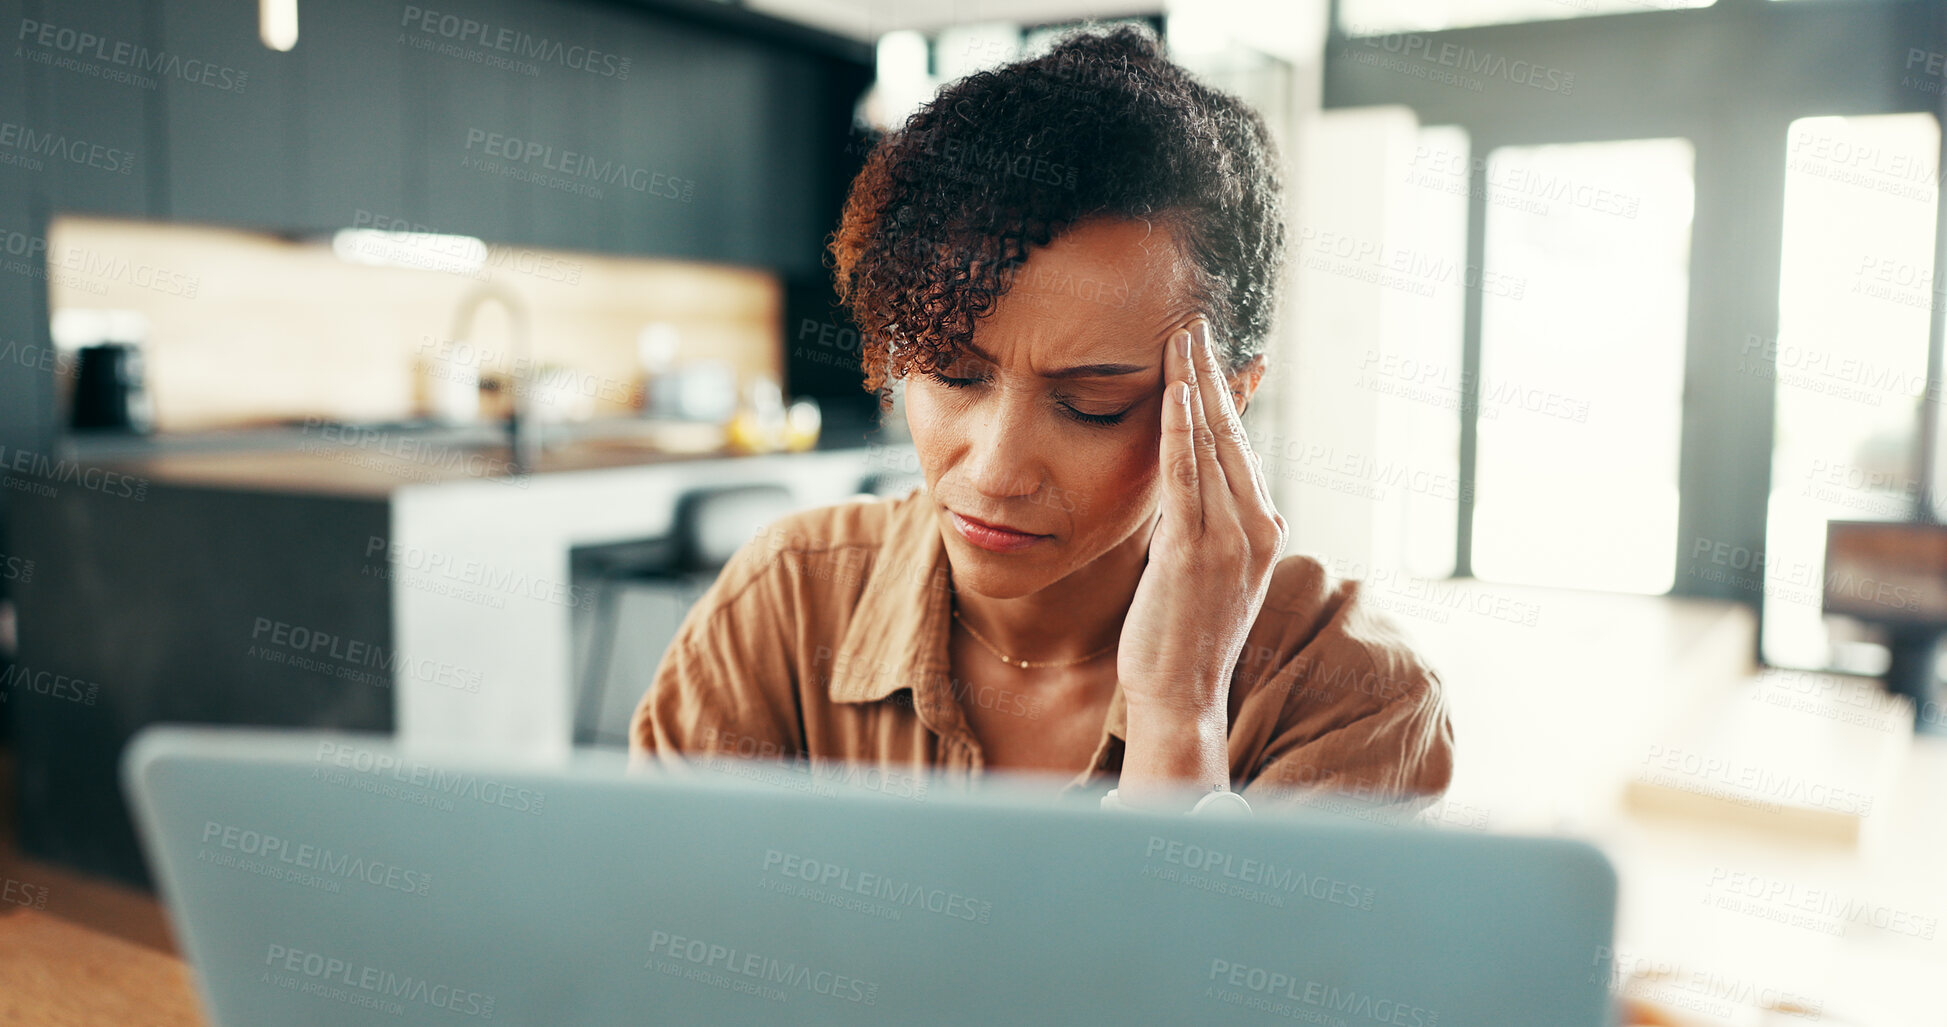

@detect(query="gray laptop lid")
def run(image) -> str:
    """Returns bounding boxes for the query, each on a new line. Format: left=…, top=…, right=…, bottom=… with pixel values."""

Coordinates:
left=124, top=725, right=1617, bottom=1026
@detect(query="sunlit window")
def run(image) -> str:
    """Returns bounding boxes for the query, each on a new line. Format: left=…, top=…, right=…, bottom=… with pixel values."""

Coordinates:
left=1340, top=0, right=1712, bottom=35
left=1378, top=124, right=1470, bottom=579
left=1471, top=138, right=1695, bottom=593
left=1761, top=113, right=1939, bottom=672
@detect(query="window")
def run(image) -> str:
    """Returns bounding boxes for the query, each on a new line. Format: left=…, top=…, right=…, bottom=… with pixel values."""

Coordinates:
left=1379, top=124, right=1471, bottom=579
left=1761, top=113, right=1940, bottom=672
left=1471, top=138, right=1695, bottom=593
left=1340, top=0, right=1712, bottom=36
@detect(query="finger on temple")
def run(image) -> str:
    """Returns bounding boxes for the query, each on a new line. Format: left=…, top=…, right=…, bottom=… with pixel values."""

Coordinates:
left=1191, top=319, right=1254, bottom=504
left=1158, top=329, right=1201, bottom=530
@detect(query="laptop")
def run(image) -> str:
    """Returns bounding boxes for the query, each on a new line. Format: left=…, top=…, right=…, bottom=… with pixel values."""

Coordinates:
left=123, top=725, right=1618, bottom=1025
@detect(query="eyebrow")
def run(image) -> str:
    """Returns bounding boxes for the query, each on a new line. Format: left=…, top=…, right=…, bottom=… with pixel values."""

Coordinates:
left=958, top=341, right=1151, bottom=379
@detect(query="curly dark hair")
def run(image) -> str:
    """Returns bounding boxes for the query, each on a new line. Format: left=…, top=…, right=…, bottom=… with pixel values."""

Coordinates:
left=829, top=24, right=1287, bottom=406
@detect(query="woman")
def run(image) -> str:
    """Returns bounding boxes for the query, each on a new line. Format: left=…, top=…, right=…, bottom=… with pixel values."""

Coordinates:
left=631, top=26, right=1453, bottom=815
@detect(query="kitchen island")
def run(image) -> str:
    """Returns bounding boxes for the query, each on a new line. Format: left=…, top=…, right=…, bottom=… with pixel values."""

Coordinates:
left=5, top=428, right=915, bottom=883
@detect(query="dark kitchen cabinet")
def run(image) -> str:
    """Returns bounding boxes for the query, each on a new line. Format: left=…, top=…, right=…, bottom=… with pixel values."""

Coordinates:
left=586, top=7, right=734, bottom=263
left=0, top=0, right=872, bottom=462
left=407, top=0, right=535, bottom=244
left=10, top=482, right=395, bottom=884
left=2, top=3, right=53, bottom=455
left=19, top=0, right=153, bottom=218
left=153, top=0, right=301, bottom=226
left=517, top=1, right=601, bottom=252
left=288, top=0, right=412, bottom=231
left=158, top=0, right=419, bottom=231
left=0, top=168, right=49, bottom=461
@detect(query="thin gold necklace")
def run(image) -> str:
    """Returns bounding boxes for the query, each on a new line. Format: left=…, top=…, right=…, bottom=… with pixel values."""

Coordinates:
left=951, top=606, right=1118, bottom=670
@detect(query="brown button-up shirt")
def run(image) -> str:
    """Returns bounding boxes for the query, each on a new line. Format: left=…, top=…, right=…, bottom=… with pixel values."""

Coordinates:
left=629, top=489, right=1454, bottom=814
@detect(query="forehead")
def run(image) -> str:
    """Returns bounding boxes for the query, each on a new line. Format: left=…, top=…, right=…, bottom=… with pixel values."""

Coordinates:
left=967, top=218, right=1195, bottom=366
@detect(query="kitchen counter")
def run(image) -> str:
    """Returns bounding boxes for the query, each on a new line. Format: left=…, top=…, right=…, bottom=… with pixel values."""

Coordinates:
left=67, top=417, right=866, bottom=499
left=83, top=438, right=720, bottom=499
left=9, top=427, right=919, bottom=882
left=385, top=442, right=910, bottom=757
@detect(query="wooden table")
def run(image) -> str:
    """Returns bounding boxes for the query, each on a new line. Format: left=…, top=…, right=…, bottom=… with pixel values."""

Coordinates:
left=0, top=909, right=205, bottom=1026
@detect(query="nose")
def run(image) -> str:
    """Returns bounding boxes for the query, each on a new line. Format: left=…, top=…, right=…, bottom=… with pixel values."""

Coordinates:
left=960, top=393, right=1042, bottom=501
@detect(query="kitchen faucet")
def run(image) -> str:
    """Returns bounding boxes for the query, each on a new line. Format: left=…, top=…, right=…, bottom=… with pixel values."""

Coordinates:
left=448, top=280, right=539, bottom=475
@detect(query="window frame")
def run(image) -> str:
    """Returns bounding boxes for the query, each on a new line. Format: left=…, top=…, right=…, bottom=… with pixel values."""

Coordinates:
left=1323, top=0, right=1947, bottom=626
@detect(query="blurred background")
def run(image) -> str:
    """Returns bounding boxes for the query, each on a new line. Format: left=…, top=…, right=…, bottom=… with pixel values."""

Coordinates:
left=2, top=0, right=1946, bottom=1023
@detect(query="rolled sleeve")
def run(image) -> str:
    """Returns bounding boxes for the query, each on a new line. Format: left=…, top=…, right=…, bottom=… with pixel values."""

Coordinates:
left=1235, top=580, right=1456, bottom=819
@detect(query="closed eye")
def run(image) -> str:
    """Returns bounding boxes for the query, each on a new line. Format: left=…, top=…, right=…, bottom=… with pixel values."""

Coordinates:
left=926, top=370, right=990, bottom=389
left=1057, top=396, right=1132, bottom=427
left=927, top=369, right=1130, bottom=427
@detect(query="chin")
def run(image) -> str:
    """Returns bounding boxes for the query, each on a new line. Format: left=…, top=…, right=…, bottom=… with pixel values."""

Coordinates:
left=937, top=525, right=1062, bottom=600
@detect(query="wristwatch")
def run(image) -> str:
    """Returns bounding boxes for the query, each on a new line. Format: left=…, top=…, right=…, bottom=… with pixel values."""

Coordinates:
left=1100, top=786, right=1253, bottom=817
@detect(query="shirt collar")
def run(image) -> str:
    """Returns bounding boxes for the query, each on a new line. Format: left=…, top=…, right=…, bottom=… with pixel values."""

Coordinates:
left=827, top=494, right=953, bottom=705
left=826, top=492, right=1130, bottom=744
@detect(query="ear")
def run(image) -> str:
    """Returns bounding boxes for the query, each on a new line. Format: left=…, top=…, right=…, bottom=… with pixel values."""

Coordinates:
left=1226, top=354, right=1268, bottom=416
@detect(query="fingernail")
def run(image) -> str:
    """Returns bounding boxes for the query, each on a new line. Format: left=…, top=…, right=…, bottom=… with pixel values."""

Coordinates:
left=1178, top=381, right=1191, bottom=405
left=1191, top=319, right=1211, bottom=355
left=1174, top=330, right=1191, bottom=361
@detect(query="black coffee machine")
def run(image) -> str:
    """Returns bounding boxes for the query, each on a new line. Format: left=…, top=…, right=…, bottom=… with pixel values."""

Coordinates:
left=69, top=342, right=153, bottom=433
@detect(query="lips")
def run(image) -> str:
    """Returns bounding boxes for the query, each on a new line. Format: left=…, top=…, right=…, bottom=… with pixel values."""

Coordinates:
left=948, top=510, right=1049, bottom=554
